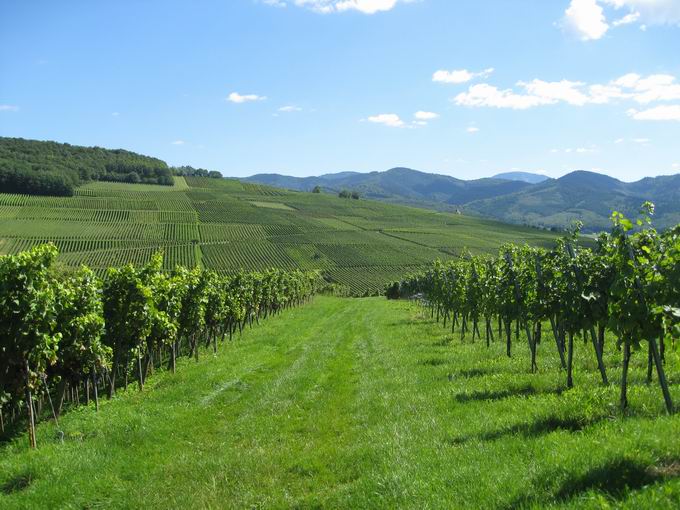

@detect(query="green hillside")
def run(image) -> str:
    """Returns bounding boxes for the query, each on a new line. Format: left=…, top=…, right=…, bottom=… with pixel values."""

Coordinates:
left=466, top=170, right=680, bottom=232
left=2, top=297, right=678, bottom=509
left=0, top=137, right=173, bottom=196
left=246, top=167, right=680, bottom=232
left=0, top=176, right=557, bottom=295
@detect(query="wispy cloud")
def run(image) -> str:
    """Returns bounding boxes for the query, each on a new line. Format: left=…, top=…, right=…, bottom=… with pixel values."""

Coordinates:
left=433, top=68, right=494, bottom=84
left=365, top=113, right=405, bottom=127
left=228, top=92, right=267, bottom=103
left=171, top=140, right=185, bottom=145
left=263, top=0, right=413, bottom=15
left=414, top=111, right=439, bottom=120
left=278, top=105, right=302, bottom=112
left=467, top=126, right=480, bottom=133
left=627, top=104, right=680, bottom=121
left=0, top=104, right=19, bottom=112
left=453, top=72, right=680, bottom=119
left=562, top=0, right=680, bottom=41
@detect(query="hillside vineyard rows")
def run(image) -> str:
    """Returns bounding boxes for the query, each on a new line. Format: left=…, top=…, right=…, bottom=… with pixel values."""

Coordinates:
left=0, top=176, right=558, bottom=295
left=0, top=244, right=321, bottom=448
left=389, top=205, right=679, bottom=413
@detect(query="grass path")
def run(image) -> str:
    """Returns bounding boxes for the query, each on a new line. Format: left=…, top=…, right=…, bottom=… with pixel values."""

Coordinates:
left=1, top=296, right=680, bottom=508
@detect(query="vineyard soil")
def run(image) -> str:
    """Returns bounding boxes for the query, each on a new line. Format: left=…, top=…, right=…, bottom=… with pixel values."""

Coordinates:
left=1, top=296, right=679, bottom=509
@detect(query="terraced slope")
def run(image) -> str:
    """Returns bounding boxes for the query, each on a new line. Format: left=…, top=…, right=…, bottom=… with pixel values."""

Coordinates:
left=0, top=176, right=557, bottom=294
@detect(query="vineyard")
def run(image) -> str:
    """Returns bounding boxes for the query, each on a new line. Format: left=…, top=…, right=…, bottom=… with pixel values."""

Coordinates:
left=0, top=244, right=321, bottom=448
left=388, top=204, right=680, bottom=414
left=0, top=176, right=558, bottom=295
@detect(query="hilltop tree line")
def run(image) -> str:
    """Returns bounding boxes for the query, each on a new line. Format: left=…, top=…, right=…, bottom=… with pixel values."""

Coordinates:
left=0, top=244, right=322, bottom=448
left=0, top=137, right=174, bottom=196
left=171, top=165, right=223, bottom=179
left=388, top=204, right=679, bottom=414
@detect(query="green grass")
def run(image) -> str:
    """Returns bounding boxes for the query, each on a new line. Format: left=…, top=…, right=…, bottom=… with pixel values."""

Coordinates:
left=0, top=177, right=560, bottom=294
left=2, top=296, right=679, bottom=509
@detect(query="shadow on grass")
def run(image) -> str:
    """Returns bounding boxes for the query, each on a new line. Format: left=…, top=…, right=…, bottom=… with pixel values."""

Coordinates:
left=1, top=472, right=33, bottom=494
left=504, top=458, right=680, bottom=509
left=422, top=357, right=448, bottom=367
left=453, top=385, right=563, bottom=403
left=445, top=414, right=598, bottom=446
left=456, top=367, right=493, bottom=379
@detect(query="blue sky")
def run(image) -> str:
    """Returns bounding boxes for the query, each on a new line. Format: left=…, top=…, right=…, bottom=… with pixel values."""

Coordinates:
left=1, top=0, right=679, bottom=181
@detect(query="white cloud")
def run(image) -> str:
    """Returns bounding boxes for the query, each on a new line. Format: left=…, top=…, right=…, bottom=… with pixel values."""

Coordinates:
left=562, top=0, right=680, bottom=41
left=228, top=92, right=267, bottom=103
left=614, top=73, right=680, bottom=104
left=454, top=83, right=554, bottom=110
left=366, top=113, right=405, bottom=127
left=112, top=112, right=120, bottom=117
left=171, top=140, right=185, bottom=145
left=602, top=0, right=680, bottom=26
left=632, top=137, right=651, bottom=143
left=612, top=11, right=640, bottom=25
left=0, top=104, right=19, bottom=112
left=467, top=127, right=480, bottom=133
left=627, top=104, right=680, bottom=121
left=672, top=163, right=680, bottom=170
left=268, top=0, right=412, bottom=14
left=278, top=105, right=302, bottom=112
left=553, top=146, right=597, bottom=153
left=614, top=138, right=625, bottom=143
left=414, top=111, right=439, bottom=120
left=433, top=68, right=494, bottom=84
left=520, top=79, right=590, bottom=106
left=563, top=0, right=610, bottom=40
left=453, top=72, right=680, bottom=118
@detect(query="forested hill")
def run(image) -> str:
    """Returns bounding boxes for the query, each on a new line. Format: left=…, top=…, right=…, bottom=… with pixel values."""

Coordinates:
left=246, top=167, right=680, bottom=232
left=244, top=167, right=533, bottom=211
left=465, top=170, right=680, bottom=232
left=0, top=137, right=173, bottom=196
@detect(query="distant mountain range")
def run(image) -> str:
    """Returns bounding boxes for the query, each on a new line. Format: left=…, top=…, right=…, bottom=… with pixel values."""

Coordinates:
left=244, top=168, right=680, bottom=232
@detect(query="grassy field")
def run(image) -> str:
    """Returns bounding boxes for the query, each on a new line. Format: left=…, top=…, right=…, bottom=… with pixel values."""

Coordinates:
left=2, top=296, right=678, bottom=509
left=0, top=176, right=558, bottom=295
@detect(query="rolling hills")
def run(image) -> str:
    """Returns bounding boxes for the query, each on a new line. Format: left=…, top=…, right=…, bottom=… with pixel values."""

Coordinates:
left=466, top=170, right=680, bottom=232
left=246, top=167, right=680, bottom=232
left=0, top=172, right=558, bottom=295
left=244, top=168, right=534, bottom=211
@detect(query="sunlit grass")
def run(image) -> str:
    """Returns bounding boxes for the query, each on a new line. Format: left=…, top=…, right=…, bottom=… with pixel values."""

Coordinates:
left=1, top=296, right=678, bottom=508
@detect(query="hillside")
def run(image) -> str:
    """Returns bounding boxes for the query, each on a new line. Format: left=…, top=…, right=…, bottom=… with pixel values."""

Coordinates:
left=466, top=170, right=680, bottom=232
left=244, top=167, right=532, bottom=211
left=2, top=296, right=679, bottom=508
left=0, top=175, right=557, bottom=295
left=246, top=168, right=680, bottom=232
left=0, top=137, right=173, bottom=196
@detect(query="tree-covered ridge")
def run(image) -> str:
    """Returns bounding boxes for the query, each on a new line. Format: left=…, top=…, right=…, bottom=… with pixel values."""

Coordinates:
left=0, top=137, right=173, bottom=196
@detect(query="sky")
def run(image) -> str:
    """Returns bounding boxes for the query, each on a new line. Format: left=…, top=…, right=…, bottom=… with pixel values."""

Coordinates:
left=1, top=0, right=679, bottom=182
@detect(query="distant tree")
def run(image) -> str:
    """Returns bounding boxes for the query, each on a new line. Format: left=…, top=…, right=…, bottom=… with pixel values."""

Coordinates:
left=126, top=171, right=141, bottom=184
left=351, top=191, right=360, bottom=200
left=312, top=185, right=321, bottom=193
left=208, top=171, right=222, bottom=179
left=339, top=190, right=351, bottom=199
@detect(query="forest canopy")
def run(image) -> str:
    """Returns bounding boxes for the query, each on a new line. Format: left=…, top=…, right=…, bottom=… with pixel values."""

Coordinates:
left=0, top=137, right=174, bottom=196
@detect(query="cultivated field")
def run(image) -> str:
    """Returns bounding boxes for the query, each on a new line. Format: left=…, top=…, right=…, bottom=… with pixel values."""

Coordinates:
left=0, top=177, right=558, bottom=295
left=1, top=296, right=678, bottom=509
